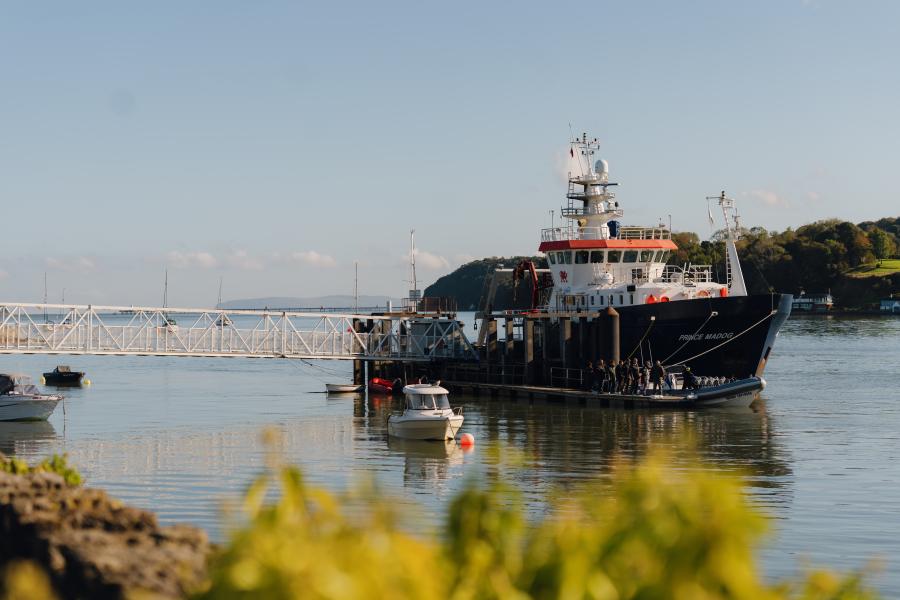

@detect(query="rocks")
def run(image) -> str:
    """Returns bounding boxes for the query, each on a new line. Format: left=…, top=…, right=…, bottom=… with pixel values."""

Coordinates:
left=0, top=461, right=209, bottom=599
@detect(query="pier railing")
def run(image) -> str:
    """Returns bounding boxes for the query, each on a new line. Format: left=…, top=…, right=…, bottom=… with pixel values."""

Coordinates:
left=0, top=303, right=477, bottom=361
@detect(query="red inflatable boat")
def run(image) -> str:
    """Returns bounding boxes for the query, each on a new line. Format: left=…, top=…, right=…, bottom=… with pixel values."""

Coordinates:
left=368, top=377, right=397, bottom=394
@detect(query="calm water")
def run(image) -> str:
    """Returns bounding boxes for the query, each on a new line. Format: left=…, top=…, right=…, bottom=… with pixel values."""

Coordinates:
left=2, top=316, right=899, bottom=593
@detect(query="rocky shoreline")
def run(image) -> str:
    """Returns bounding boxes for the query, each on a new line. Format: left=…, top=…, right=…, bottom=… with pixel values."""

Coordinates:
left=0, top=457, right=209, bottom=599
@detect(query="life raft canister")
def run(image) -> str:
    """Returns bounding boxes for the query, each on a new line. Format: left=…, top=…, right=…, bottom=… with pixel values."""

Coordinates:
left=646, top=294, right=657, bottom=304
left=719, top=287, right=728, bottom=297
left=660, top=296, right=670, bottom=302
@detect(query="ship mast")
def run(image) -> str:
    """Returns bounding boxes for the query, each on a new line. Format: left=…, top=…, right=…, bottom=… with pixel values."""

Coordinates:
left=706, top=191, right=748, bottom=296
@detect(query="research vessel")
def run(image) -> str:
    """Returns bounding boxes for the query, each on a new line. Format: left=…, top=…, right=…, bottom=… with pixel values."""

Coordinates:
left=482, top=134, right=792, bottom=379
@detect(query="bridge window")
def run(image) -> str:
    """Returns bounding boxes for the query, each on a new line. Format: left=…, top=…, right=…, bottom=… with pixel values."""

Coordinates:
left=560, top=251, right=572, bottom=264
left=600, top=295, right=605, bottom=305
left=607, top=250, right=621, bottom=263
left=639, top=250, right=653, bottom=262
left=548, top=253, right=557, bottom=265
left=575, top=250, right=589, bottom=264
left=609, top=295, right=613, bottom=305
left=629, top=294, right=634, bottom=305
left=619, top=294, right=624, bottom=305
left=590, top=296, right=595, bottom=305
left=590, top=250, right=605, bottom=263
left=580, top=296, right=585, bottom=306
left=659, top=251, right=671, bottom=263
left=623, top=250, right=638, bottom=263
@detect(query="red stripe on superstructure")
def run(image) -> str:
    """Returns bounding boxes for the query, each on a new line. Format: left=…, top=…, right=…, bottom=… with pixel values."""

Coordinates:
left=538, top=239, right=678, bottom=251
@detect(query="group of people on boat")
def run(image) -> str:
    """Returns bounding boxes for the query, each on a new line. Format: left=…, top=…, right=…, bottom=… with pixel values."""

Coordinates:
left=583, top=359, right=667, bottom=395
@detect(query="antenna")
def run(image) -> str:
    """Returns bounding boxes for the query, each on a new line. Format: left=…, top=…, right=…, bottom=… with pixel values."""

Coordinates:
left=43, top=272, right=48, bottom=323
left=163, top=269, right=168, bottom=308
left=218, top=276, right=223, bottom=308
left=354, top=261, right=359, bottom=313
left=409, top=229, right=419, bottom=312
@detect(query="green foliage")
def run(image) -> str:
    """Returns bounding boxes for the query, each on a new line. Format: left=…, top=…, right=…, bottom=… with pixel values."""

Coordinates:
left=195, top=451, right=880, bottom=600
left=0, top=453, right=82, bottom=486
left=0, top=561, right=58, bottom=600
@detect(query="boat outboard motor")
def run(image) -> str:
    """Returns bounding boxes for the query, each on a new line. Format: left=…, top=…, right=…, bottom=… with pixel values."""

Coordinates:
left=392, top=378, right=404, bottom=395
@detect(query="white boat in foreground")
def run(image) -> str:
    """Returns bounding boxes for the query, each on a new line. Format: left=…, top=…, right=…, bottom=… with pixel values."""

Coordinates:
left=325, top=383, right=363, bottom=393
left=0, top=373, right=63, bottom=422
left=388, top=384, right=464, bottom=441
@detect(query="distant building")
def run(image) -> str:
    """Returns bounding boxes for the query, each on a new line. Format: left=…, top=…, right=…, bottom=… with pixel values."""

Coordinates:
left=792, top=291, right=834, bottom=313
left=881, top=297, right=900, bottom=314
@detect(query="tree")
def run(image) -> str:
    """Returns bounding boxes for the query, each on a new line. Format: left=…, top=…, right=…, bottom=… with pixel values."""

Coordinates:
left=868, top=228, right=896, bottom=260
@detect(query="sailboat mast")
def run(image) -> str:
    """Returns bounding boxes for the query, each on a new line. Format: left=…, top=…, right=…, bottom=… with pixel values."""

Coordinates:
left=354, top=261, right=359, bottom=313
left=43, top=272, right=48, bottom=322
left=218, top=277, right=223, bottom=308
left=163, top=270, right=168, bottom=308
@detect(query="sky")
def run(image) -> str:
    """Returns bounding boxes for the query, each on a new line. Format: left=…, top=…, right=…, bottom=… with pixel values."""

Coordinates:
left=1, top=1, right=898, bottom=306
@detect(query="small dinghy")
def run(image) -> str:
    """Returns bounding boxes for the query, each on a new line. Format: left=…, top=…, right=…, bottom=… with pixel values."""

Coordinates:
left=0, top=373, right=63, bottom=422
left=325, top=383, right=363, bottom=393
left=388, top=384, right=464, bottom=441
left=42, top=365, right=85, bottom=387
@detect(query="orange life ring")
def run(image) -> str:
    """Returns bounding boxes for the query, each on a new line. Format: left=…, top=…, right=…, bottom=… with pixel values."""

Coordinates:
left=697, top=290, right=710, bottom=298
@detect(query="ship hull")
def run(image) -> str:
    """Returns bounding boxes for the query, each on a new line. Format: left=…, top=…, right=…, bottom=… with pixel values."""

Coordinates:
left=612, top=293, right=792, bottom=378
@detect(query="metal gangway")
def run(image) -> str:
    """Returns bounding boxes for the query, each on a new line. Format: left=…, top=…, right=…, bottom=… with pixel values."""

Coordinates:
left=0, top=303, right=477, bottom=361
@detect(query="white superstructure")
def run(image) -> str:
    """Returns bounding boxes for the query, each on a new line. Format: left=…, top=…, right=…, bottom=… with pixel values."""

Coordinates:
left=538, top=134, right=747, bottom=310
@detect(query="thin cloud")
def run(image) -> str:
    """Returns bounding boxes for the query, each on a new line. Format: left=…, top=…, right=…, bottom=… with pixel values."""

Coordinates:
left=745, top=189, right=787, bottom=207
left=166, top=251, right=218, bottom=269
left=225, top=249, right=265, bottom=271
left=282, top=250, right=338, bottom=268
left=404, top=249, right=450, bottom=271
left=45, top=256, right=97, bottom=273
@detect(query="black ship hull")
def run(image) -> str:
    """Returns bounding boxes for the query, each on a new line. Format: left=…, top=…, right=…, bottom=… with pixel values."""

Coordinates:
left=610, top=293, right=792, bottom=378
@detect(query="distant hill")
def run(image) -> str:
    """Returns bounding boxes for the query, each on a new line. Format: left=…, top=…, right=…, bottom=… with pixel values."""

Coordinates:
left=219, top=295, right=403, bottom=310
left=424, top=257, right=547, bottom=311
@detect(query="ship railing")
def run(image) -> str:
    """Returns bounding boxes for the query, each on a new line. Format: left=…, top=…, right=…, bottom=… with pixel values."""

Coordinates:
left=660, top=264, right=714, bottom=284
left=617, top=226, right=671, bottom=240
left=541, top=226, right=608, bottom=242
left=560, top=206, right=624, bottom=219
left=550, top=367, right=584, bottom=389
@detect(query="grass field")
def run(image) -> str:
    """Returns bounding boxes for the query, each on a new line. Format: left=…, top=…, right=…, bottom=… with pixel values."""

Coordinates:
left=847, top=258, right=900, bottom=277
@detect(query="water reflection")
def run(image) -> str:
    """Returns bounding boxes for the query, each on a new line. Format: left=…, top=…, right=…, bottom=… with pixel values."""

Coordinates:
left=0, top=420, right=58, bottom=456
left=386, top=437, right=466, bottom=491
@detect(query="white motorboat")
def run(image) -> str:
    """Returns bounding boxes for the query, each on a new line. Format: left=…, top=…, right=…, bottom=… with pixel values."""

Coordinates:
left=388, top=384, right=464, bottom=441
left=325, top=383, right=363, bottom=393
left=0, top=373, right=63, bottom=422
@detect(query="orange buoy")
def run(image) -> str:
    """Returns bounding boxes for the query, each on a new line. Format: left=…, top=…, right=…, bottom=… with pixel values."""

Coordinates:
left=646, top=294, right=657, bottom=304
left=719, top=287, right=728, bottom=297
left=660, top=296, right=670, bottom=302
left=459, top=433, right=475, bottom=448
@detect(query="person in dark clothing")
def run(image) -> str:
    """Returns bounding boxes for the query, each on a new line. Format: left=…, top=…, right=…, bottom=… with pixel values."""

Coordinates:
left=630, top=358, right=641, bottom=394
left=583, top=361, right=594, bottom=391
left=650, top=360, right=666, bottom=393
left=616, top=360, right=628, bottom=394
left=596, top=359, right=607, bottom=393
left=683, top=366, right=699, bottom=390
left=605, top=360, right=617, bottom=393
